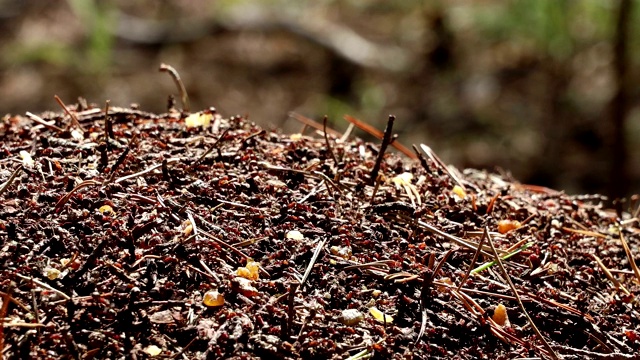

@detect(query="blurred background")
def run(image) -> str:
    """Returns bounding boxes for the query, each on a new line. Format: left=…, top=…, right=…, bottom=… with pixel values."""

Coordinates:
left=0, top=0, right=638, bottom=199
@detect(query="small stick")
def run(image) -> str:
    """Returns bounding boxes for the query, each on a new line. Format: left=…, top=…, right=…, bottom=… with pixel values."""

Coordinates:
left=25, top=112, right=64, bottom=132
left=344, top=260, right=396, bottom=270
left=419, top=144, right=465, bottom=190
left=407, top=217, right=506, bottom=257
left=285, top=282, right=298, bottom=339
left=69, top=239, right=109, bottom=283
left=31, top=289, right=41, bottom=335
left=189, top=128, right=230, bottom=170
left=199, top=260, right=221, bottom=283
left=340, top=122, right=355, bottom=142
left=634, top=195, right=640, bottom=219
left=2, top=322, right=46, bottom=328
left=524, top=290, right=595, bottom=322
left=187, top=212, right=199, bottom=236
left=186, top=264, right=218, bottom=282
left=115, top=158, right=180, bottom=184
left=553, top=345, right=636, bottom=359
left=484, top=227, right=559, bottom=360
left=416, top=249, right=454, bottom=344
left=288, top=112, right=342, bottom=138
left=54, top=179, right=100, bottom=213
left=370, top=174, right=383, bottom=203
left=486, top=193, right=500, bottom=215
left=300, top=238, right=327, bottom=288
left=159, top=63, right=190, bottom=112
left=472, top=242, right=533, bottom=274
left=0, top=291, right=30, bottom=313
left=322, top=115, right=338, bottom=166
left=54, top=95, right=85, bottom=132
left=457, top=228, right=487, bottom=291
left=561, top=227, right=607, bottom=239
left=412, top=144, right=432, bottom=173
left=260, top=162, right=343, bottom=196
left=170, top=335, right=198, bottom=359
left=162, top=158, right=171, bottom=182
left=199, top=230, right=269, bottom=278
left=369, top=115, right=395, bottom=185
left=297, top=179, right=326, bottom=204
left=618, top=229, right=640, bottom=284
left=104, top=100, right=114, bottom=140
left=590, top=253, right=631, bottom=295
left=451, top=286, right=519, bottom=301
left=15, top=274, right=70, bottom=300
left=0, top=282, right=14, bottom=354
left=240, top=129, right=265, bottom=149
left=0, top=165, right=23, bottom=198
left=214, top=198, right=265, bottom=213
left=106, top=147, right=130, bottom=183
left=344, top=114, right=416, bottom=159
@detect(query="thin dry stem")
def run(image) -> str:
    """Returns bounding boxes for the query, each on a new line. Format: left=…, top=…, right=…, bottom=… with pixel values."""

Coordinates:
left=25, top=112, right=64, bottom=132
left=369, top=115, right=395, bottom=185
left=322, top=115, right=339, bottom=166
left=15, top=274, right=71, bottom=301
left=106, top=147, right=130, bottom=183
left=299, top=238, right=327, bottom=288
left=289, top=112, right=343, bottom=138
left=198, top=260, right=221, bottom=283
left=416, top=249, right=454, bottom=344
left=115, top=158, right=180, bottom=184
left=407, top=217, right=506, bottom=257
left=0, top=165, right=23, bottom=199
left=412, top=144, right=432, bottom=174
left=54, top=95, right=85, bottom=131
left=457, top=228, right=487, bottom=291
left=54, top=180, right=101, bottom=213
left=484, top=227, right=559, bottom=360
left=419, top=144, right=465, bottom=190
left=189, top=128, right=230, bottom=170
left=159, top=63, right=190, bottom=112
left=618, top=230, right=640, bottom=284
left=562, top=227, right=607, bottom=238
left=340, top=122, right=355, bottom=142
left=104, top=100, right=114, bottom=140
left=344, top=114, right=416, bottom=159
left=0, top=283, right=13, bottom=356
left=370, top=174, right=383, bottom=203
left=590, top=253, right=631, bottom=295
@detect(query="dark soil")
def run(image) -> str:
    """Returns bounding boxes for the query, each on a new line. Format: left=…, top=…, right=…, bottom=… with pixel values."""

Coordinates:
left=0, top=102, right=639, bottom=359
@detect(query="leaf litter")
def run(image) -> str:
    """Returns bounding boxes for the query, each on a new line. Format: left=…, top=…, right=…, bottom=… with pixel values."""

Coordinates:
left=0, top=92, right=638, bottom=359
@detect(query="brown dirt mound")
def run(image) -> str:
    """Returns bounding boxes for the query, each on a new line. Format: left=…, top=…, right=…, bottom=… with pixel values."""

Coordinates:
left=0, top=104, right=638, bottom=359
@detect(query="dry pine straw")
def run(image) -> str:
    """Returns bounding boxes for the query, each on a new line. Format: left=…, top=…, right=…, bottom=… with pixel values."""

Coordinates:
left=0, top=105, right=638, bottom=359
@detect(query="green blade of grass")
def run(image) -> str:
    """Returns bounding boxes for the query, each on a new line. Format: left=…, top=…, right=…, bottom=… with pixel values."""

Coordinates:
left=471, top=242, right=534, bottom=274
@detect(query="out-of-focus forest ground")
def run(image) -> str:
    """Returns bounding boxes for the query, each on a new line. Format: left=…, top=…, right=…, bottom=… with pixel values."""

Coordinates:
left=1, top=0, right=639, bottom=200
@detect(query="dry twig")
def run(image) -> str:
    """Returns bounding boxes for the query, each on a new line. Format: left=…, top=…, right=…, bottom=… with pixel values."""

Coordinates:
left=484, top=227, right=559, bottom=360
left=159, top=63, right=190, bottom=112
